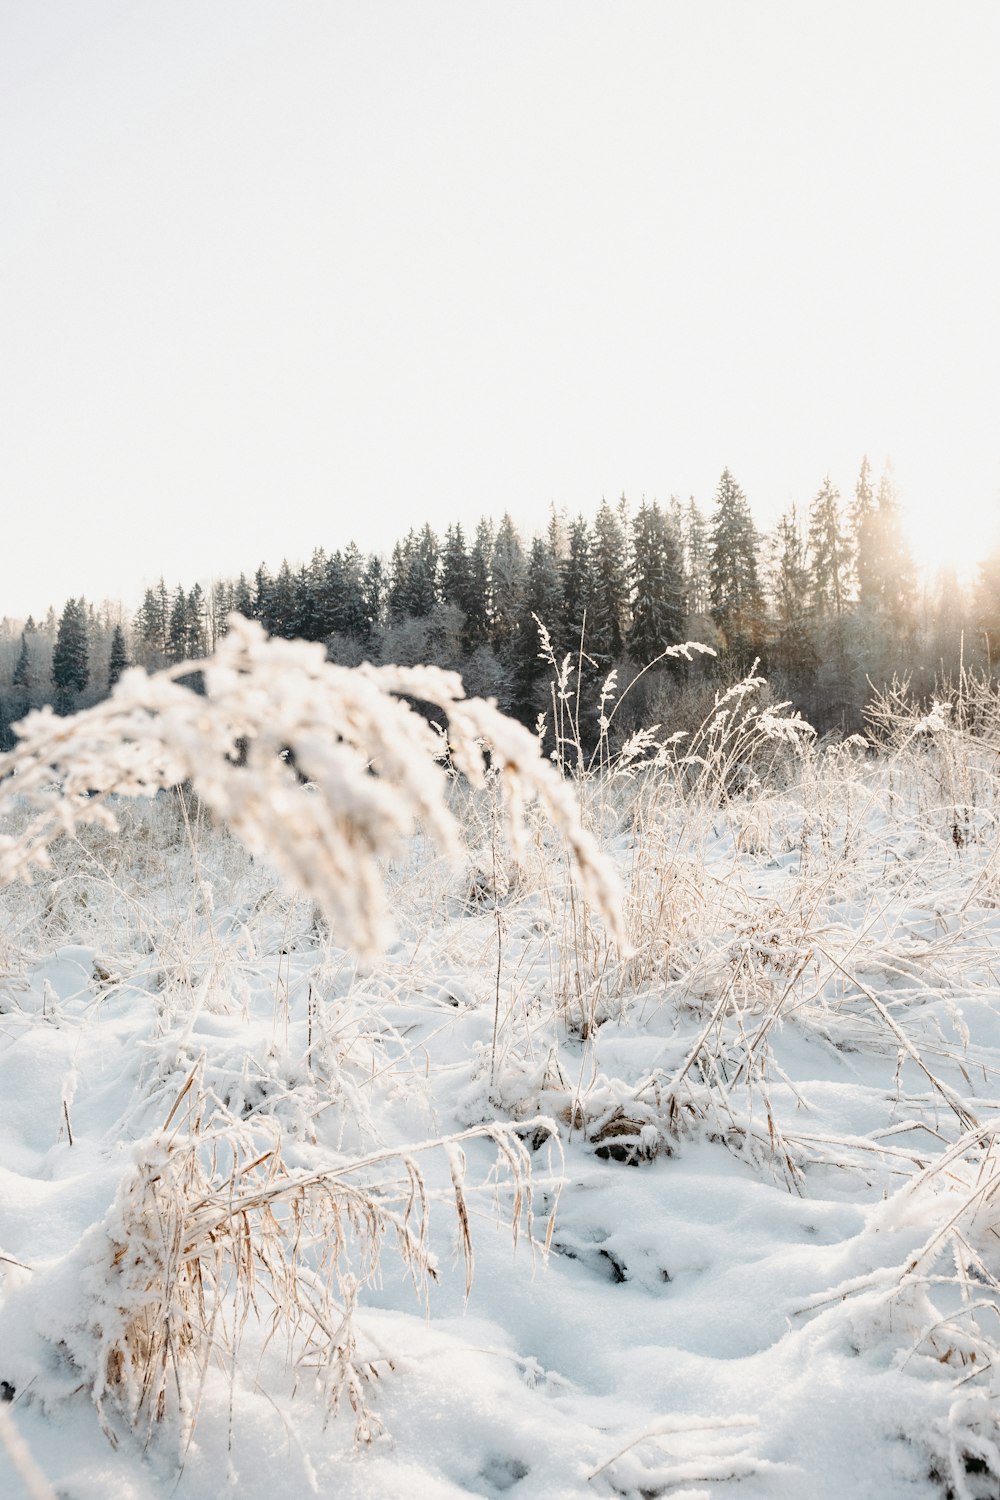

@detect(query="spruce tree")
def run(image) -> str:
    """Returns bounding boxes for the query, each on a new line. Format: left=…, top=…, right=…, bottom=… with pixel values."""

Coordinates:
left=464, top=519, right=494, bottom=652
left=107, top=623, right=129, bottom=689
left=627, top=500, right=685, bottom=665
left=872, top=464, right=916, bottom=636
left=321, top=551, right=348, bottom=636
left=208, top=581, right=232, bottom=647
left=290, top=565, right=316, bottom=640
left=513, top=536, right=562, bottom=717
left=301, top=548, right=329, bottom=637
left=407, top=525, right=440, bottom=618
left=810, top=475, right=867, bottom=729
left=522, top=536, right=562, bottom=639
left=135, top=579, right=169, bottom=664
left=683, top=499, right=712, bottom=620
left=232, top=574, right=254, bottom=621
left=268, top=561, right=297, bottom=638
left=769, top=506, right=816, bottom=679
left=52, top=597, right=90, bottom=712
left=807, top=477, right=849, bottom=619
left=559, top=515, right=593, bottom=656
left=12, top=631, right=30, bottom=692
left=546, top=504, right=568, bottom=565
left=440, top=524, right=473, bottom=613
left=134, top=590, right=155, bottom=656
left=253, top=565, right=274, bottom=628
left=708, top=469, right=765, bottom=668
left=339, top=543, right=369, bottom=640
left=491, top=514, right=527, bottom=663
left=387, top=535, right=415, bottom=626
left=186, top=584, right=207, bottom=657
left=850, top=455, right=877, bottom=606
left=590, top=498, right=630, bottom=665
left=362, top=555, right=386, bottom=637
left=167, top=588, right=189, bottom=662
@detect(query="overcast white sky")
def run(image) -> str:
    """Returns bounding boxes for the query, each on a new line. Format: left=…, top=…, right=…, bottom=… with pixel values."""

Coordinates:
left=1, top=2, right=997, bottom=619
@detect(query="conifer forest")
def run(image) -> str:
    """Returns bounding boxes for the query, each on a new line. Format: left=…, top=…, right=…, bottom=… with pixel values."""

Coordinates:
left=3, top=460, right=998, bottom=751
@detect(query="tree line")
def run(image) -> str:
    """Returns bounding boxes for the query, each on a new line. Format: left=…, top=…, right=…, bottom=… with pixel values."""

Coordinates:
left=2, top=458, right=998, bottom=749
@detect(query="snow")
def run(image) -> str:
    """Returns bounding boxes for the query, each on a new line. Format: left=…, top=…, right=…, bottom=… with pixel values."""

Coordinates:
left=3, top=718, right=1000, bottom=1499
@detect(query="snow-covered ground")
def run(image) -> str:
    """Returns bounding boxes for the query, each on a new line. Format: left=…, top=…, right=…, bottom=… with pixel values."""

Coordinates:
left=4, top=691, right=1000, bottom=1500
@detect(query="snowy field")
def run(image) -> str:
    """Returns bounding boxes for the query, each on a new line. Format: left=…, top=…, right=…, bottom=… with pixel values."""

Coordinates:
left=4, top=638, right=1000, bottom=1500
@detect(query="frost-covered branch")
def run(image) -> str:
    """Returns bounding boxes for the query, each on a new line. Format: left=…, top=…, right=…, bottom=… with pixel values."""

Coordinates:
left=0, top=616, right=623, bottom=958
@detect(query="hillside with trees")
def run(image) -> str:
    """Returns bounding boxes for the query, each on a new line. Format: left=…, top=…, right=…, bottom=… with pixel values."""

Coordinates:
left=0, top=458, right=991, bottom=749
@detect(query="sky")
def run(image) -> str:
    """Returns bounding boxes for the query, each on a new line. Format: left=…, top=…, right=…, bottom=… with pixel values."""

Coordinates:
left=1, top=1, right=998, bottom=620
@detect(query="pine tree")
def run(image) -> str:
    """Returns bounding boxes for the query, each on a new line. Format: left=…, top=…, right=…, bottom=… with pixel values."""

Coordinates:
left=186, top=584, right=207, bottom=657
left=513, top=536, right=562, bottom=717
left=107, top=623, right=129, bottom=689
left=440, top=524, right=473, bottom=613
left=709, top=469, right=765, bottom=668
left=135, top=579, right=169, bottom=664
left=320, top=551, right=348, bottom=636
left=339, top=543, right=369, bottom=639
left=167, top=587, right=189, bottom=663
left=407, top=525, right=440, bottom=618
left=134, top=590, right=155, bottom=656
left=52, top=597, right=90, bottom=712
left=547, top=505, right=568, bottom=565
left=491, top=515, right=527, bottom=663
left=12, top=631, right=30, bottom=691
left=850, top=455, right=877, bottom=606
left=386, top=537, right=410, bottom=624
left=290, top=566, right=315, bottom=640
left=232, top=574, right=254, bottom=621
left=683, top=499, right=712, bottom=620
left=769, top=506, right=816, bottom=679
left=523, top=535, right=563, bottom=633
left=807, top=477, right=849, bottom=619
left=589, top=498, right=630, bottom=665
left=362, top=555, right=386, bottom=637
left=387, top=535, right=415, bottom=626
left=627, top=500, right=685, bottom=665
left=464, top=519, right=494, bottom=652
left=559, top=515, right=593, bottom=656
left=872, top=464, right=916, bottom=636
left=86, top=601, right=104, bottom=691
left=666, top=495, right=684, bottom=544
left=208, top=580, right=233, bottom=647
left=849, top=461, right=916, bottom=638
left=268, top=561, right=298, bottom=638
left=253, top=565, right=273, bottom=628
left=302, top=548, right=330, bottom=637
left=771, top=506, right=810, bottom=629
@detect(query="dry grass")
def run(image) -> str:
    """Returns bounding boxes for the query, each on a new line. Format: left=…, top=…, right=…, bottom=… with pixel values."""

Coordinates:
left=85, top=1064, right=556, bottom=1453
left=9, top=635, right=1000, bottom=1483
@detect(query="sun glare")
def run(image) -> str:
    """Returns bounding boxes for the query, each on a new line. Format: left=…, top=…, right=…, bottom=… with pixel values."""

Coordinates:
left=901, top=496, right=997, bottom=584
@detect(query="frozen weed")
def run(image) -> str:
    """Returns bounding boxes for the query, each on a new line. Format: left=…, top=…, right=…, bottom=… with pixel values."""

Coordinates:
left=0, top=615, right=623, bottom=961
left=64, top=1068, right=557, bottom=1453
left=0, top=624, right=607, bottom=1457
